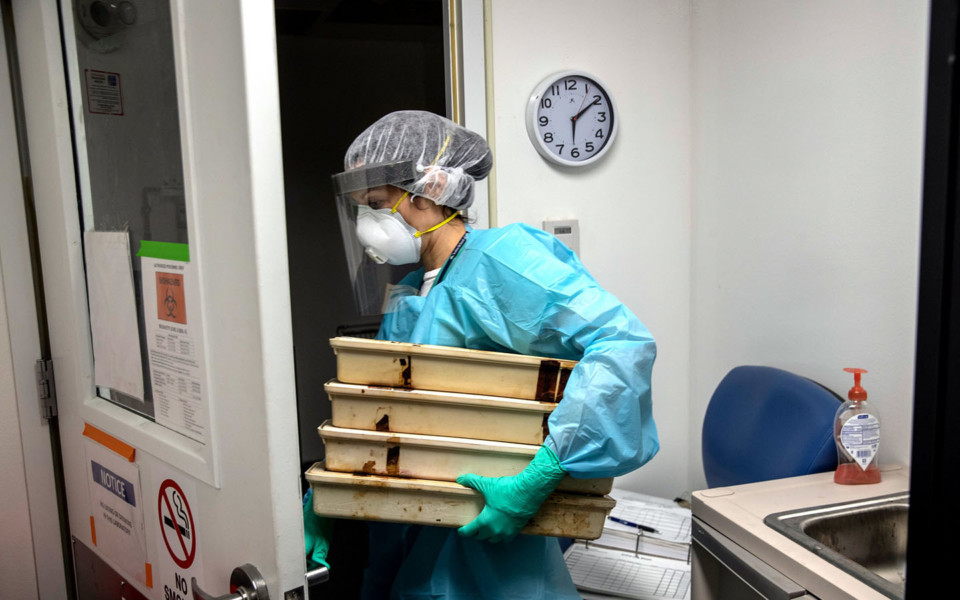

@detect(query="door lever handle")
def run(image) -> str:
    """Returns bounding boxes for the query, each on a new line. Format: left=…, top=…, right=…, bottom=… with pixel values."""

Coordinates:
left=306, top=565, right=330, bottom=586
left=192, top=564, right=269, bottom=600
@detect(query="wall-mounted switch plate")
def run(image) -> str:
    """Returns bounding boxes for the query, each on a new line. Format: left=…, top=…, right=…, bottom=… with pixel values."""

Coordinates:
left=543, top=219, right=580, bottom=256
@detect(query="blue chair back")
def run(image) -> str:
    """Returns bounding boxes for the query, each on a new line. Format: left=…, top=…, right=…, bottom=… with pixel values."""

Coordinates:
left=702, top=366, right=841, bottom=488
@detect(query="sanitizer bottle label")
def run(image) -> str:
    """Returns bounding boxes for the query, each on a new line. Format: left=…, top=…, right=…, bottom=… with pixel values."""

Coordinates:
left=840, top=413, right=880, bottom=470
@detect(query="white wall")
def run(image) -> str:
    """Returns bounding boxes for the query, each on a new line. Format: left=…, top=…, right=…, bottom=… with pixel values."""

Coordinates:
left=488, top=0, right=693, bottom=498
left=688, top=0, right=928, bottom=489
left=487, top=0, right=927, bottom=497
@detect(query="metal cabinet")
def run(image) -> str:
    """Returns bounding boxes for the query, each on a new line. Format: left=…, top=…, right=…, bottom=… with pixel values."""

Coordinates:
left=691, top=518, right=817, bottom=600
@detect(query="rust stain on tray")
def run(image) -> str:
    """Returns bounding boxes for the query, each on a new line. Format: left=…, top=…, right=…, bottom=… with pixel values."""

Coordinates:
left=396, top=356, right=413, bottom=388
left=556, top=368, right=572, bottom=400
left=535, top=360, right=562, bottom=402
left=375, top=414, right=390, bottom=431
left=541, top=413, right=551, bottom=442
left=386, top=445, right=401, bottom=475
left=360, top=460, right=377, bottom=474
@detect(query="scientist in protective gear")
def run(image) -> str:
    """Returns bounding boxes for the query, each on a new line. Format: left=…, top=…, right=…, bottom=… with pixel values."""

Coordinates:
left=310, top=110, right=658, bottom=599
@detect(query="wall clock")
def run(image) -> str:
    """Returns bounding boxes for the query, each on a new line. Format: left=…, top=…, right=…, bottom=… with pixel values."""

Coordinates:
left=526, top=70, right=618, bottom=167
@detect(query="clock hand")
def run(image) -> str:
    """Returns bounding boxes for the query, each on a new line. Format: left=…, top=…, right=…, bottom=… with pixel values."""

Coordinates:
left=572, top=96, right=602, bottom=123
left=571, top=84, right=589, bottom=143
left=574, top=83, right=590, bottom=116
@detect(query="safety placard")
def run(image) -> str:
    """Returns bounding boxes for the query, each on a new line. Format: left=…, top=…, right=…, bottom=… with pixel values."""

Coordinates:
left=84, top=69, right=124, bottom=116
left=151, top=463, right=204, bottom=600
left=84, top=438, right=147, bottom=585
left=158, top=479, right=196, bottom=569
left=140, top=247, right=208, bottom=445
left=156, top=271, right=187, bottom=325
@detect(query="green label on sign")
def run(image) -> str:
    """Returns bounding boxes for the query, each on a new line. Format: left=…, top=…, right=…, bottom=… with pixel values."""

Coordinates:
left=137, top=241, right=189, bottom=262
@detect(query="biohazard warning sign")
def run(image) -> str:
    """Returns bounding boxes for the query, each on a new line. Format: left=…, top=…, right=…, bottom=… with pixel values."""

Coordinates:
left=142, top=255, right=207, bottom=445
left=156, top=271, right=186, bottom=324
left=157, top=479, right=196, bottom=569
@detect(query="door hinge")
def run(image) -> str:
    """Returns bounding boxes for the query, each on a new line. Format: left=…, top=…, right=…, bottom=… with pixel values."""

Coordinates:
left=35, top=359, right=58, bottom=420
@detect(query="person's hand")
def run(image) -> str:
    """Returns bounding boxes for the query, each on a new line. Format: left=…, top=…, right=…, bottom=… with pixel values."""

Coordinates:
left=456, top=446, right=566, bottom=543
left=303, top=488, right=332, bottom=569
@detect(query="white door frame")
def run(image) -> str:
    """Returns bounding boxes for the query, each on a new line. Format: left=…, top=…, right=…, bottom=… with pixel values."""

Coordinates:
left=459, top=0, right=492, bottom=228
left=0, top=3, right=69, bottom=597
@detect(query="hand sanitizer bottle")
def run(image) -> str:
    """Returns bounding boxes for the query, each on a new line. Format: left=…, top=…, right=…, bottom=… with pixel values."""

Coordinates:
left=834, top=368, right=881, bottom=484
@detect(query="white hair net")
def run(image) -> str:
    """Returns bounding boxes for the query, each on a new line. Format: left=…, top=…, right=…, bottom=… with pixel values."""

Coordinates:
left=342, top=110, right=493, bottom=211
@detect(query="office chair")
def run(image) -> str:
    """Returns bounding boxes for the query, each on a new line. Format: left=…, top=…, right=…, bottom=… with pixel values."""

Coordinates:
left=702, top=365, right=841, bottom=488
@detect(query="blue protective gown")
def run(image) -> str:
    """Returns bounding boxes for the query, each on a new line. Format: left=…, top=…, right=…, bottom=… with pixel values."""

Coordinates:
left=366, top=223, right=658, bottom=599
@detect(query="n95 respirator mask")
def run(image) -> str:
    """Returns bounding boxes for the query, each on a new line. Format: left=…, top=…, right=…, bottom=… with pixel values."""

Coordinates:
left=355, top=206, right=422, bottom=266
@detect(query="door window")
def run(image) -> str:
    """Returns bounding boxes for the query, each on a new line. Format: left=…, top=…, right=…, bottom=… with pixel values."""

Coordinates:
left=64, top=0, right=186, bottom=422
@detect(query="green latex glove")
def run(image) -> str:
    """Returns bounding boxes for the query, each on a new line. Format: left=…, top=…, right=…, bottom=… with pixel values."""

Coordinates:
left=303, top=488, right=332, bottom=570
left=456, top=445, right=567, bottom=543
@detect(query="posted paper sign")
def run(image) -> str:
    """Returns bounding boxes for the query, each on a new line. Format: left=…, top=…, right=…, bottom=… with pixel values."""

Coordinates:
left=141, top=255, right=207, bottom=444
left=150, top=463, right=205, bottom=600
left=84, top=231, right=144, bottom=400
left=84, top=69, right=124, bottom=115
left=85, top=440, right=147, bottom=584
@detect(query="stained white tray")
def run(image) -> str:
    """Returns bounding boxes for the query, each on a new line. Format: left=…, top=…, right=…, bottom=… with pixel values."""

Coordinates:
left=330, top=337, right=576, bottom=402
left=319, top=421, right=613, bottom=495
left=326, top=379, right=557, bottom=445
left=305, top=462, right=615, bottom=540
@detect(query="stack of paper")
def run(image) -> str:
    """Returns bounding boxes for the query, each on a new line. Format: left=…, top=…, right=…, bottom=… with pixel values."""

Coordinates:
left=597, top=489, right=692, bottom=561
left=566, top=545, right=691, bottom=600
left=564, top=489, right=692, bottom=600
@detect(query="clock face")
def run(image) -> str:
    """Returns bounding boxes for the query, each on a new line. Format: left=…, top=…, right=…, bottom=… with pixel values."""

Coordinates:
left=527, top=72, right=617, bottom=166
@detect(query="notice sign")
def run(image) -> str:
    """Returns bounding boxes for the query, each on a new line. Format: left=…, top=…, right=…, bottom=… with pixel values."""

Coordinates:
left=140, top=244, right=207, bottom=445
left=85, top=439, right=147, bottom=584
left=151, top=464, right=204, bottom=600
left=84, top=69, right=124, bottom=116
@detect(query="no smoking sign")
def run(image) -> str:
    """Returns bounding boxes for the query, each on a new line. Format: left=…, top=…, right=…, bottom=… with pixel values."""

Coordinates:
left=157, top=479, right=196, bottom=569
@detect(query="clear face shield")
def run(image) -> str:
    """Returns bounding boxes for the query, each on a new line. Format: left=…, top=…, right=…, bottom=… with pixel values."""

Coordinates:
left=332, top=161, right=423, bottom=316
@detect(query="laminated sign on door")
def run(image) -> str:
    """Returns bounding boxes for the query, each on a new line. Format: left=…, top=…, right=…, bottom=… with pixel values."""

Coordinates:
left=151, top=464, right=204, bottom=600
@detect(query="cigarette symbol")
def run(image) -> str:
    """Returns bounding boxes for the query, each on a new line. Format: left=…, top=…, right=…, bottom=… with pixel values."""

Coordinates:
left=163, top=490, right=191, bottom=539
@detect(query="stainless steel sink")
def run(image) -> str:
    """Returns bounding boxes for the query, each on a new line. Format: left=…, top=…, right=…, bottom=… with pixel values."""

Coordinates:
left=764, top=492, right=907, bottom=599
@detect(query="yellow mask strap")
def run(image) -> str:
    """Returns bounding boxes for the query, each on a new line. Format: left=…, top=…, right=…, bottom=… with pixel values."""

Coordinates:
left=390, top=191, right=410, bottom=214
left=429, top=135, right=452, bottom=166
left=415, top=211, right=460, bottom=238
left=392, top=134, right=453, bottom=220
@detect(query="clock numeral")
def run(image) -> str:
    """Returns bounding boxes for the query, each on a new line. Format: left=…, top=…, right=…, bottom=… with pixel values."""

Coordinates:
left=556, top=144, right=565, bottom=155
left=543, top=132, right=554, bottom=143
left=551, top=85, right=560, bottom=96
left=597, top=112, right=607, bottom=122
left=586, top=141, right=595, bottom=152
left=565, top=79, right=577, bottom=90
left=541, top=97, right=552, bottom=109
left=571, top=147, right=580, bottom=158
left=539, top=116, right=549, bottom=127
left=593, top=94, right=601, bottom=103
left=595, top=129, right=604, bottom=139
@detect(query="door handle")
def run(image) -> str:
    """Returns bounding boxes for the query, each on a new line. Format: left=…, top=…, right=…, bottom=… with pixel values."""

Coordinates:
left=192, top=564, right=269, bottom=600
left=306, top=565, right=330, bottom=586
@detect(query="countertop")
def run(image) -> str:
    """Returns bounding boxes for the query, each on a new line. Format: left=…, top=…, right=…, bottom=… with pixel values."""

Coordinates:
left=692, top=465, right=908, bottom=600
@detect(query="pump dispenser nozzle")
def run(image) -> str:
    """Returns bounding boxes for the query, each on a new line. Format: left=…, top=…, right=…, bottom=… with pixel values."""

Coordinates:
left=843, top=367, right=868, bottom=401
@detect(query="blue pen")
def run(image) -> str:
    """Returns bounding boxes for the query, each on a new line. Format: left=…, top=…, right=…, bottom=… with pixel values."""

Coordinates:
left=607, top=516, right=660, bottom=534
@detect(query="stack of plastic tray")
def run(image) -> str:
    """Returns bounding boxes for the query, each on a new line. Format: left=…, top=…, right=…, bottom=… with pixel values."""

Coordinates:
left=305, top=337, right=616, bottom=539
